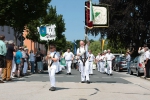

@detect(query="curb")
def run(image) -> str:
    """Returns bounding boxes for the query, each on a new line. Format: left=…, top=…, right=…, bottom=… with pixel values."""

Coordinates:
left=140, top=76, right=150, bottom=81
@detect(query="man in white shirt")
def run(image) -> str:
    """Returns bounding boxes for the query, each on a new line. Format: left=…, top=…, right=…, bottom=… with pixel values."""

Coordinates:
left=144, top=47, right=150, bottom=78
left=77, top=41, right=90, bottom=84
left=47, top=44, right=59, bottom=91
left=96, top=53, right=101, bottom=72
left=100, top=53, right=105, bottom=73
left=105, top=49, right=115, bottom=75
left=63, top=48, right=74, bottom=75
left=88, top=50, right=95, bottom=75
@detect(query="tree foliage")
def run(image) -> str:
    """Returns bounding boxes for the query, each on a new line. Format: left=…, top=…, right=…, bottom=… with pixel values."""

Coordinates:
left=88, top=0, right=150, bottom=56
left=0, top=0, right=51, bottom=44
left=26, top=6, right=66, bottom=52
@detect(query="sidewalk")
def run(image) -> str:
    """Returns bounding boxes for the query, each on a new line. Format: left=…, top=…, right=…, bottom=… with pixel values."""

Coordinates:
left=140, top=76, right=150, bottom=81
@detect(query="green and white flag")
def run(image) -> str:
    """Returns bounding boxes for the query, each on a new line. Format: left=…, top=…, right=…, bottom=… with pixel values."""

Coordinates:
left=90, top=0, right=95, bottom=22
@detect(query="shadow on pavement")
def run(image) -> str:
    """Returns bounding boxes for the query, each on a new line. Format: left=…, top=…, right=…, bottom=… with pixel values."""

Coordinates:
left=56, top=87, right=69, bottom=91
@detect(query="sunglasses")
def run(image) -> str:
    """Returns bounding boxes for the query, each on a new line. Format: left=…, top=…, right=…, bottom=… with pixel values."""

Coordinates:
left=50, top=47, right=54, bottom=49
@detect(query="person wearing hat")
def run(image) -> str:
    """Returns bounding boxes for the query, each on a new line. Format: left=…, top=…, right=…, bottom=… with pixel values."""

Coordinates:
left=2, top=40, right=15, bottom=81
left=0, top=35, right=7, bottom=83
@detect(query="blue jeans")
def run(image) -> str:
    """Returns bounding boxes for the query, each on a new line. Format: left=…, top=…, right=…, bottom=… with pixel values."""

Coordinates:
left=30, top=61, right=35, bottom=73
left=127, top=62, right=130, bottom=73
left=37, top=61, right=43, bottom=71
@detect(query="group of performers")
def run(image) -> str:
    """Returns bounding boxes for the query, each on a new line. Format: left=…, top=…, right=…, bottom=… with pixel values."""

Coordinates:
left=46, top=40, right=115, bottom=91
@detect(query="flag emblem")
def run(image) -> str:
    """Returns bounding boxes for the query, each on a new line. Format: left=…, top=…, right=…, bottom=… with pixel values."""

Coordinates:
left=39, top=26, right=46, bottom=37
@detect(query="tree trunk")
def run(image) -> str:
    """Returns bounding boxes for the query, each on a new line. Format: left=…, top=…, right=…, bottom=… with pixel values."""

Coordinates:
left=14, top=29, right=18, bottom=46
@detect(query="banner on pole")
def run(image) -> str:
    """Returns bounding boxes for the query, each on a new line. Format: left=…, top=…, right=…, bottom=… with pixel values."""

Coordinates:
left=37, top=24, right=56, bottom=41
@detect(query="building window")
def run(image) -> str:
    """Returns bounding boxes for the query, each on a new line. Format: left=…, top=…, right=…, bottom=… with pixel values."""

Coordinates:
left=8, top=26, right=10, bottom=34
left=1, top=26, right=4, bottom=31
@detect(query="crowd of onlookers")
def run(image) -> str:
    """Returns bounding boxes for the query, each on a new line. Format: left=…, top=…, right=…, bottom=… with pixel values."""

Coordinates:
left=0, top=35, right=59, bottom=83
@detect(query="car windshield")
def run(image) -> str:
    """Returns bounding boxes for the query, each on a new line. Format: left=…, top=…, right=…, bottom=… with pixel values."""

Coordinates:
left=117, top=57, right=126, bottom=61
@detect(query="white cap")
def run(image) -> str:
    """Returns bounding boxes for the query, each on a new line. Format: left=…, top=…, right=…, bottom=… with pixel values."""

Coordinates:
left=104, top=50, right=107, bottom=53
left=4, top=40, right=8, bottom=44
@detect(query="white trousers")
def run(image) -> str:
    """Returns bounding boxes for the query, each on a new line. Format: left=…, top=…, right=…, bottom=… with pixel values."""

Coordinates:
left=100, top=62, right=105, bottom=72
left=78, top=60, right=89, bottom=81
left=107, top=61, right=112, bottom=74
left=97, top=62, right=100, bottom=71
left=89, top=62, right=93, bottom=74
left=55, top=63, right=60, bottom=73
left=66, top=61, right=72, bottom=73
left=48, top=68, right=56, bottom=87
left=23, top=62, right=28, bottom=74
left=11, top=59, right=16, bottom=76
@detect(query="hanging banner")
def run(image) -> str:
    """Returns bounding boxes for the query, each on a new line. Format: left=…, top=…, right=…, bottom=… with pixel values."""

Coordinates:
left=92, top=5, right=109, bottom=27
left=85, top=0, right=109, bottom=28
left=37, top=24, right=56, bottom=41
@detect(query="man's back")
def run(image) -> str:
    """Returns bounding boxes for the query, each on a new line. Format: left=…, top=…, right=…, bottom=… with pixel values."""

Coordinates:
left=6, top=44, right=14, bottom=60
left=15, top=51, right=22, bottom=64
left=0, top=40, right=6, bottom=56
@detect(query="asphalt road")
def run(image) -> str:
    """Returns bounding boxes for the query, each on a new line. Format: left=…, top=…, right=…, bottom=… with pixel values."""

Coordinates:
left=12, top=69, right=132, bottom=84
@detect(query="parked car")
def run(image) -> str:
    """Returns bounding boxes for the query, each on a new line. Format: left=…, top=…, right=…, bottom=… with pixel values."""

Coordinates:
left=129, top=56, right=144, bottom=76
left=112, top=54, right=123, bottom=70
left=113, top=56, right=127, bottom=72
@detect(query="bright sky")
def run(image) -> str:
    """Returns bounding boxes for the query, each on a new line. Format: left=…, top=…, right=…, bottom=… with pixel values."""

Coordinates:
left=50, top=0, right=100, bottom=42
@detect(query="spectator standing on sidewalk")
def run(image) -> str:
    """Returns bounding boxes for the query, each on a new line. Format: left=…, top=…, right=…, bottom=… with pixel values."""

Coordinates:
left=144, top=47, right=150, bottom=78
left=0, top=35, right=7, bottom=83
left=126, top=52, right=131, bottom=74
left=15, top=47, right=22, bottom=78
left=29, top=50, right=35, bottom=74
left=23, top=48, right=29, bottom=75
left=36, top=48, right=43, bottom=73
left=2, top=40, right=15, bottom=81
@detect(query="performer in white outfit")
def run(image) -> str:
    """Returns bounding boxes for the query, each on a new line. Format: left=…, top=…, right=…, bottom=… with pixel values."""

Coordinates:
left=63, top=48, right=74, bottom=75
left=47, top=44, right=59, bottom=91
left=77, top=41, right=90, bottom=84
left=100, top=53, right=105, bottom=73
left=88, top=50, right=95, bottom=75
left=103, top=50, right=107, bottom=73
left=55, top=51, right=60, bottom=73
left=105, top=49, right=115, bottom=75
left=96, top=53, right=101, bottom=72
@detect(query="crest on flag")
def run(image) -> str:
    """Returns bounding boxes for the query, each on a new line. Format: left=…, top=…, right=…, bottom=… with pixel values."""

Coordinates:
left=85, top=0, right=109, bottom=28
left=37, top=24, right=56, bottom=41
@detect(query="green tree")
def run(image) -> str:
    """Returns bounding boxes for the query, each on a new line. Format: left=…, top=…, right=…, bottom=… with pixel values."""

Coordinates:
left=0, top=0, right=51, bottom=44
left=26, top=6, right=66, bottom=52
left=89, top=41, right=101, bottom=56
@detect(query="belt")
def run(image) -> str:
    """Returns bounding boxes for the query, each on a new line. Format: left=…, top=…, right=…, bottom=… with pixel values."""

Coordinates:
left=89, top=61, right=93, bottom=62
left=66, top=60, right=72, bottom=61
left=107, top=60, right=112, bottom=61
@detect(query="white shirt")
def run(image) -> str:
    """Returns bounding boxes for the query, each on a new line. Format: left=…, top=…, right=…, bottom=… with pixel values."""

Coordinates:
left=49, top=51, right=59, bottom=69
left=63, top=52, right=74, bottom=61
left=88, top=53, right=95, bottom=61
left=126, top=54, right=131, bottom=62
left=96, top=55, right=101, bottom=61
left=105, top=53, right=115, bottom=61
left=21, top=51, right=26, bottom=58
left=77, top=44, right=88, bottom=58
left=144, top=51, right=150, bottom=60
left=29, top=53, right=35, bottom=61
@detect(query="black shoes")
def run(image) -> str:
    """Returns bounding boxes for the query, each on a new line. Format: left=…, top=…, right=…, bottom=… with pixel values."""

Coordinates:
left=81, top=81, right=85, bottom=83
left=87, top=80, right=90, bottom=84
left=0, top=80, right=4, bottom=83
left=66, top=73, right=71, bottom=75
left=49, top=87, right=56, bottom=91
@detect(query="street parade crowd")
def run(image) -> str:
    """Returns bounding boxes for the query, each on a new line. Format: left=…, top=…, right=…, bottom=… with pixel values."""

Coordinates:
left=0, top=34, right=150, bottom=91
